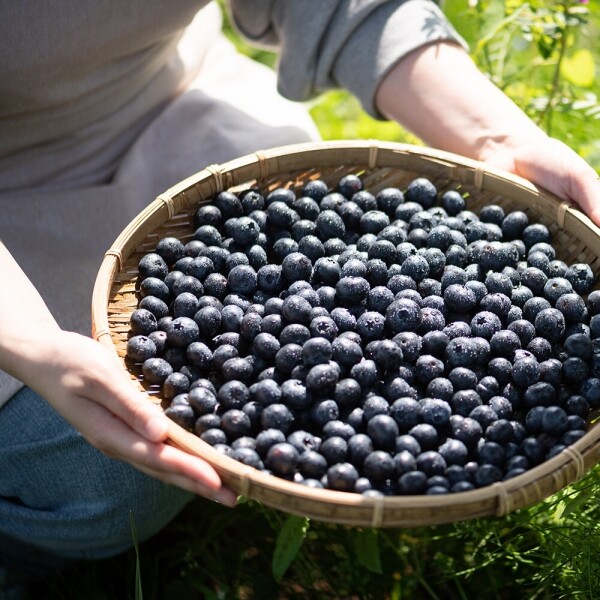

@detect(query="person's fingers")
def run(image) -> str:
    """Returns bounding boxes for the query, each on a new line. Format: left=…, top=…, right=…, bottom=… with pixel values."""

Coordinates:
left=566, top=169, right=600, bottom=227
left=511, top=139, right=600, bottom=227
left=59, top=334, right=173, bottom=443
left=133, top=463, right=238, bottom=506
left=67, top=393, right=231, bottom=493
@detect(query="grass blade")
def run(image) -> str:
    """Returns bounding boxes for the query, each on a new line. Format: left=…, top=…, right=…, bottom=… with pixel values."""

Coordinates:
left=129, top=511, right=144, bottom=600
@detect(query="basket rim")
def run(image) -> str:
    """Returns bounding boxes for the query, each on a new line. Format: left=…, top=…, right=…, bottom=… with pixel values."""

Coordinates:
left=91, top=140, right=600, bottom=527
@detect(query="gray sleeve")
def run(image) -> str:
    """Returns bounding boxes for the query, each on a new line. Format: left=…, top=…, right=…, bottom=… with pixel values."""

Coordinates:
left=226, top=0, right=468, bottom=118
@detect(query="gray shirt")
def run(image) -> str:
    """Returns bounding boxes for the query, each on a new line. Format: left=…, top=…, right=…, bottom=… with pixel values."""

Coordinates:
left=0, top=0, right=465, bottom=406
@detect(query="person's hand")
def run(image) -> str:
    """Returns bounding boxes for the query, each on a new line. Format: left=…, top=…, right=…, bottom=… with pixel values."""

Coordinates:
left=25, top=329, right=237, bottom=507
left=0, top=241, right=235, bottom=506
left=375, top=41, right=600, bottom=227
left=479, top=135, right=600, bottom=227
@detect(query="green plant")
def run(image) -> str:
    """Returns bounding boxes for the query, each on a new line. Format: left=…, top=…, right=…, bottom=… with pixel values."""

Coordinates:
left=443, top=0, right=599, bottom=168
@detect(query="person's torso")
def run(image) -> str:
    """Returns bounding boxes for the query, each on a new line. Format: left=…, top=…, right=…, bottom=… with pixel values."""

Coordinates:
left=0, top=0, right=212, bottom=191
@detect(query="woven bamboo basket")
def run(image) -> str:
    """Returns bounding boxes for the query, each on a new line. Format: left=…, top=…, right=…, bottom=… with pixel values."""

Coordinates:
left=92, top=140, right=600, bottom=528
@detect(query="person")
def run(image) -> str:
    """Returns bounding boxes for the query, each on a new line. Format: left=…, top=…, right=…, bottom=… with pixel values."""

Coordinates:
left=0, top=0, right=598, bottom=592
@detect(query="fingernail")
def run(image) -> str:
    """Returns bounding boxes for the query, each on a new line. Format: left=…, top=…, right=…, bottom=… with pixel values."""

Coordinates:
left=213, top=489, right=238, bottom=508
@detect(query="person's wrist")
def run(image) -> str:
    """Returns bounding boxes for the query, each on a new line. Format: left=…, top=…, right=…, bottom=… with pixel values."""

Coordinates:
left=0, top=323, right=64, bottom=384
left=474, top=130, right=549, bottom=175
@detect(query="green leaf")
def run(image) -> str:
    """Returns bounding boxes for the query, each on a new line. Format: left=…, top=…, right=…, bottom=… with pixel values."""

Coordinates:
left=559, top=488, right=594, bottom=519
left=562, top=49, right=595, bottom=87
left=272, top=515, right=310, bottom=581
left=129, top=511, right=144, bottom=600
left=352, top=529, right=383, bottom=574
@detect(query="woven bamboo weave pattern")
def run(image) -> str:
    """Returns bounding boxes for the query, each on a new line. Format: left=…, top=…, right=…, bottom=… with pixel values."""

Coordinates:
left=92, top=141, right=600, bottom=527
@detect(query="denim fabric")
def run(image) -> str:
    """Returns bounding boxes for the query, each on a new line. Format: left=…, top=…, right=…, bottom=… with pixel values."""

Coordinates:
left=0, top=387, right=193, bottom=577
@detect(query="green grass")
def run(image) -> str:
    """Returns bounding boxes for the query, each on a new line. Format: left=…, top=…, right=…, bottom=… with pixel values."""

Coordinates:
left=36, top=464, right=600, bottom=599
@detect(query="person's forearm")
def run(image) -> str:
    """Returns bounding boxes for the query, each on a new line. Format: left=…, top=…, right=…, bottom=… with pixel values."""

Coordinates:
left=375, top=41, right=547, bottom=165
left=0, top=240, right=60, bottom=380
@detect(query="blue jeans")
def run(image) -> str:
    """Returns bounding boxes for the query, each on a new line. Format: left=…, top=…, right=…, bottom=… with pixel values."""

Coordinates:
left=0, top=387, right=193, bottom=578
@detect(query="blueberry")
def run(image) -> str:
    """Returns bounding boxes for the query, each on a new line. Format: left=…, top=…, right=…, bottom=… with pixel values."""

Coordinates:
left=555, top=293, right=588, bottom=323
left=565, top=263, right=596, bottom=295
left=141, top=357, right=173, bottom=385
left=397, top=470, right=428, bottom=495
left=326, top=462, right=360, bottom=492
left=408, top=423, right=439, bottom=451
left=417, top=331, right=448, bottom=359
left=297, top=235, right=325, bottom=263
left=528, top=251, right=551, bottom=275
left=522, top=223, right=550, bottom=249
left=534, top=308, right=565, bottom=343
left=580, top=377, right=600, bottom=408
left=126, top=335, right=157, bottom=363
left=440, top=190, right=465, bottom=215
left=478, top=293, right=512, bottom=320
left=565, top=394, right=590, bottom=419
left=425, top=225, right=452, bottom=252
left=355, top=311, right=386, bottom=342
left=489, top=330, right=521, bottom=359
left=217, top=380, right=250, bottom=410
left=164, top=403, right=196, bottom=430
left=309, top=316, right=338, bottom=342
left=424, top=377, right=452, bottom=401
left=562, top=357, right=589, bottom=384
left=470, top=311, right=502, bottom=340
left=485, top=272, right=513, bottom=297
left=385, top=298, right=422, bottom=334
left=219, top=304, right=244, bottom=333
left=315, top=209, right=346, bottom=240
left=336, top=276, right=370, bottom=306
left=366, top=414, right=399, bottom=451
left=473, top=464, right=503, bottom=487
left=220, top=409, right=252, bottom=440
left=415, top=354, right=445, bottom=384
left=405, top=177, right=437, bottom=209
left=400, top=254, right=430, bottom=282
left=138, top=252, right=170, bottom=280
left=297, top=450, right=328, bottom=480
left=438, top=439, right=469, bottom=466
left=520, top=267, right=548, bottom=297
left=587, top=290, right=600, bottom=316
left=512, top=355, right=540, bottom=388
left=419, top=398, right=452, bottom=428
left=450, top=390, right=482, bottom=417
left=318, top=436, right=348, bottom=466
left=330, top=337, right=363, bottom=372
left=163, top=316, right=198, bottom=348
left=543, top=277, right=573, bottom=305
left=522, top=382, right=556, bottom=409
left=202, top=272, right=228, bottom=299
left=446, top=337, right=479, bottom=368
left=260, top=403, right=295, bottom=434
left=448, top=367, right=478, bottom=391
left=358, top=450, right=393, bottom=483
left=187, top=385, right=218, bottom=415
left=265, top=442, right=299, bottom=477
left=309, top=399, right=340, bottom=429
left=448, top=416, right=482, bottom=448
left=477, top=204, right=504, bottom=226
left=149, top=240, right=184, bottom=271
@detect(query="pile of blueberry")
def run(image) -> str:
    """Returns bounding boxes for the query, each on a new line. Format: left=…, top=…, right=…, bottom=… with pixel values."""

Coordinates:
left=126, top=173, right=600, bottom=496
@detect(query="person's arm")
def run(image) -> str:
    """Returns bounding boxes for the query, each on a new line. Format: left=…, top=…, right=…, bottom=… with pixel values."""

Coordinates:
left=0, top=241, right=236, bottom=506
left=228, top=0, right=598, bottom=224
left=375, top=41, right=600, bottom=224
